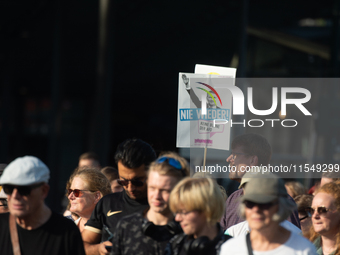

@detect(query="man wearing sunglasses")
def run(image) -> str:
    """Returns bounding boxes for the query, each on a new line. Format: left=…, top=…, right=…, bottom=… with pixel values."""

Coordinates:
left=220, top=133, right=301, bottom=231
left=0, top=156, right=85, bottom=255
left=82, top=139, right=156, bottom=255
left=225, top=172, right=302, bottom=237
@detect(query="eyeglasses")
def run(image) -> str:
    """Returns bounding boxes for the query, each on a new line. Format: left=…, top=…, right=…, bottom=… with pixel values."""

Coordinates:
left=230, top=152, right=249, bottom=160
left=299, top=215, right=309, bottom=221
left=117, top=178, right=146, bottom=187
left=156, top=156, right=185, bottom=176
left=67, top=189, right=94, bottom=197
left=3, top=183, right=44, bottom=196
left=0, top=199, right=7, bottom=207
left=244, top=200, right=278, bottom=210
left=306, top=206, right=334, bottom=216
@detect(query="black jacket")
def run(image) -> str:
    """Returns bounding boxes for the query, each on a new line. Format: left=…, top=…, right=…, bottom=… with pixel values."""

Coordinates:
left=164, top=223, right=232, bottom=255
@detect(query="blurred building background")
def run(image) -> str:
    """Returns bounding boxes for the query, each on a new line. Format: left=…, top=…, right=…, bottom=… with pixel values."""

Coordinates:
left=0, top=0, right=339, bottom=211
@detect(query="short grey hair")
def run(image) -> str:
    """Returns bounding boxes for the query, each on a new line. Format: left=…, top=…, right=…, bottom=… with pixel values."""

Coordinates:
left=239, top=197, right=297, bottom=223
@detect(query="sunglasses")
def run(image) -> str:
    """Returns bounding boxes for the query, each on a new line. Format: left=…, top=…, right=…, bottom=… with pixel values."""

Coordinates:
left=67, top=189, right=94, bottom=197
left=244, top=200, right=278, bottom=210
left=3, top=183, right=44, bottom=196
left=117, top=178, right=146, bottom=187
left=306, top=206, right=334, bottom=216
left=156, top=156, right=185, bottom=176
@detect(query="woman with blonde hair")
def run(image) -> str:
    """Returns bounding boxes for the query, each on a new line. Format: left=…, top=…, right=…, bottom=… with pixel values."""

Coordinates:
left=165, top=177, right=231, bottom=255
left=66, top=168, right=111, bottom=232
left=308, top=182, right=340, bottom=255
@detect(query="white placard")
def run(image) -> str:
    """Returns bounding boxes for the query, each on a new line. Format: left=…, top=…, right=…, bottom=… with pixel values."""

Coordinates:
left=176, top=73, right=235, bottom=150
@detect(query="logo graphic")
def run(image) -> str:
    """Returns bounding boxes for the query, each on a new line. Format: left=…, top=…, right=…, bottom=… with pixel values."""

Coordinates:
left=196, top=82, right=223, bottom=115
left=107, top=210, right=122, bottom=217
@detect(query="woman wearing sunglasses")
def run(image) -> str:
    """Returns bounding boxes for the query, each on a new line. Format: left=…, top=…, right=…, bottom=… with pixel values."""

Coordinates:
left=308, top=182, right=340, bottom=255
left=220, top=174, right=317, bottom=255
left=165, top=177, right=231, bottom=255
left=66, top=169, right=111, bottom=232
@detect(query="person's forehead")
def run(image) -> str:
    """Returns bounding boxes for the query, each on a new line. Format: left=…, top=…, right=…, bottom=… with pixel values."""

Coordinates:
left=147, top=171, right=176, bottom=187
left=313, top=192, right=335, bottom=207
left=117, top=161, right=146, bottom=179
left=70, top=176, right=87, bottom=189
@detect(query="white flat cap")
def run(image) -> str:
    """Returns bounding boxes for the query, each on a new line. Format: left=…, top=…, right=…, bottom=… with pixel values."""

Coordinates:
left=0, top=156, right=50, bottom=185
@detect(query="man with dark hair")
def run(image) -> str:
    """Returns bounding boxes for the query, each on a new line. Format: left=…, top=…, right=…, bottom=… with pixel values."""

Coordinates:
left=220, top=133, right=300, bottom=231
left=79, top=152, right=101, bottom=169
left=227, top=133, right=272, bottom=182
left=82, top=138, right=156, bottom=255
left=0, top=156, right=85, bottom=255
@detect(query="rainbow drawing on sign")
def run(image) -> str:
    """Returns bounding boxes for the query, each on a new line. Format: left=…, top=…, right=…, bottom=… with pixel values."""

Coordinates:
left=196, top=82, right=223, bottom=107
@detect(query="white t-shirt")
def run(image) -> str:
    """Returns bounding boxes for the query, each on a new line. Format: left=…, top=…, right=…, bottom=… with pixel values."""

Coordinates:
left=225, top=220, right=302, bottom=237
left=220, top=232, right=317, bottom=255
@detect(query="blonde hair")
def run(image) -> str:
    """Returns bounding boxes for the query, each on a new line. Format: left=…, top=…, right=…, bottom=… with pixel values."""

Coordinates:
left=147, top=152, right=189, bottom=180
left=169, top=177, right=225, bottom=223
left=66, top=168, right=111, bottom=198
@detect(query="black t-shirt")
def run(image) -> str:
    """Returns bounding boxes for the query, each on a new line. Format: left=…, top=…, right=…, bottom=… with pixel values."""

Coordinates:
left=112, top=212, right=182, bottom=255
left=85, top=190, right=149, bottom=242
left=0, top=212, right=85, bottom=255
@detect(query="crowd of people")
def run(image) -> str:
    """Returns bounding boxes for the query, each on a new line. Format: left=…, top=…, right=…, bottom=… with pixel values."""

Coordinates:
left=0, top=135, right=339, bottom=255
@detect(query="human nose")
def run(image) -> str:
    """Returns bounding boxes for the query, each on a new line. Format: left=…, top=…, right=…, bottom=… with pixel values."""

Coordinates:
left=68, top=191, right=75, bottom=200
left=310, top=209, right=319, bottom=218
left=175, top=213, right=182, bottom=222
left=154, top=189, right=162, bottom=199
left=127, top=182, right=136, bottom=192
left=11, top=188, right=21, bottom=199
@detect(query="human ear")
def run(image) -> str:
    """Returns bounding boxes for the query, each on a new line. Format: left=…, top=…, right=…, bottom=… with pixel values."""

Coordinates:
left=94, top=191, right=101, bottom=203
left=250, top=156, right=258, bottom=166
left=41, top=183, right=50, bottom=199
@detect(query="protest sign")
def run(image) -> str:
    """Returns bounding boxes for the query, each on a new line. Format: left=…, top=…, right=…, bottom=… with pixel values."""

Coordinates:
left=176, top=70, right=236, bottom=150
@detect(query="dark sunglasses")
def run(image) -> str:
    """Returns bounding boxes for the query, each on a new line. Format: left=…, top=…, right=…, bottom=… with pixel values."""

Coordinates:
left=244, top=200, right=278, bottom=210
left=156, top=156, right=185, bottom=176
left=117, top=178, right=146, bottom=187
left=67, top=189, right=93, bottom=197
left=3, top=183, right=44, bottom=196
left=306, top=206, right=333, bottom=216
